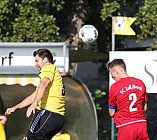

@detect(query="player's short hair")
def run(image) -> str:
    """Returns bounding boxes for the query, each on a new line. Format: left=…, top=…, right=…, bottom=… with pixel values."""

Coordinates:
left=107, top=59, right=126, bottom=71
left=33, top=49, right=53, bottom=64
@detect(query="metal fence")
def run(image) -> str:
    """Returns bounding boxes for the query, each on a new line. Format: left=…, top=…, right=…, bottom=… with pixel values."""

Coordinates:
left=83, top=79, right=157, bottom=140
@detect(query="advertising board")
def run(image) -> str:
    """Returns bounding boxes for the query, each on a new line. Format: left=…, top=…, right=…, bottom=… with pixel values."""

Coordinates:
left=0, top=43, right=69, bottom=73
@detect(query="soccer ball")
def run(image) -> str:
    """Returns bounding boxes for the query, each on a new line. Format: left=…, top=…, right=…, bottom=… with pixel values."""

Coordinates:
left=79, top=25, right=98, bottom=43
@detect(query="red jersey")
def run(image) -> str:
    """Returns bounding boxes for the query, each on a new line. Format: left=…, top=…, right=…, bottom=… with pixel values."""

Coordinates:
left=108, top=77, right=148, bottom=128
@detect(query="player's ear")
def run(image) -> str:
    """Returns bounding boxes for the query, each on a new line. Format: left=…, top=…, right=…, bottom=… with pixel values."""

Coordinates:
left=44, top=57, right=48, bottom=63
left=116, top=71, right=119, bottom=75
left=115, top=68, right=119, bottom=75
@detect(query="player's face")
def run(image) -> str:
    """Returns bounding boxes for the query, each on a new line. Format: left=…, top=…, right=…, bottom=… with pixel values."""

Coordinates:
left=109, top=68, right=119, bottom=81
left=35, top=54, right=46, bottom=70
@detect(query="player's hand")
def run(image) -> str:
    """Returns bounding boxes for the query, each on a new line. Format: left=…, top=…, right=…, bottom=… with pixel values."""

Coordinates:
left=5, top=107, right=16, bottom=115
left=26, top=102, right=37, bottom=118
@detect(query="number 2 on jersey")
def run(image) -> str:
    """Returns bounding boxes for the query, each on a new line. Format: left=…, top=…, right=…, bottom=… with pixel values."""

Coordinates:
left=129, top=93, right=137, bottom=112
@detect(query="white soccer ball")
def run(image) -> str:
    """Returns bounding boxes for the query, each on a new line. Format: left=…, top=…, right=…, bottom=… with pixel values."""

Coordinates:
left=79, top=25, right=98, bottom=43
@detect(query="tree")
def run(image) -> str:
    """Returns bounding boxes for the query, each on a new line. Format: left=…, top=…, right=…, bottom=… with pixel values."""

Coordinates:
left=100, top=0, right=120, bottom=21
left=0, top=0, right=64, bottom=42
left=99, top=0, right=157, bottom=50
left=66, top=0, right=89, bottom=75
left=135, top=0, right=157, bottom=50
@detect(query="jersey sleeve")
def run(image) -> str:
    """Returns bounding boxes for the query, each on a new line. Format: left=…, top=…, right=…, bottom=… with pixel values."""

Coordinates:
left=39, top=65, right=55, bottom=82
left=143, top=82, right=148, bottom=102
left=108, top=85, right=117, bottom=109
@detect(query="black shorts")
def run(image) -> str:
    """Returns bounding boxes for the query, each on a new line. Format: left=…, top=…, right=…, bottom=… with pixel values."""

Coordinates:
left=25, top=109, right=65, bottom=140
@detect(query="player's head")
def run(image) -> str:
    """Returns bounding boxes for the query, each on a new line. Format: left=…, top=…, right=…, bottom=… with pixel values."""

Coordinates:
left=107, top=59, right=127, bottom=81
left=33, top=49, right=53, bottom=70
left=107, top=59, right=126, bottom=71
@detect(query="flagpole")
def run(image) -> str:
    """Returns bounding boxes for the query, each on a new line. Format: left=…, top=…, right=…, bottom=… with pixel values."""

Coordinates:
left=111, top=17, right=115, bottom=140
left=112, top=17, right=115, bottom=51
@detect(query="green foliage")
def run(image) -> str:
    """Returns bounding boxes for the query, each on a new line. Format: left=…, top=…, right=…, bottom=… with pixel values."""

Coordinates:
left=94, top=0, right=123, bottom=53
left=92, top=89, right=106, bottom=111
left=100, top=0, right=157, bottom=50
left=51, top=0, right=65, bottom=11
left=135, top=0, right=157, bottom=43
left=146, top=42, right=157, bottom=51
left=100, top=0, right=120, bottom=21
left=0, top=0, right=64, bottom=42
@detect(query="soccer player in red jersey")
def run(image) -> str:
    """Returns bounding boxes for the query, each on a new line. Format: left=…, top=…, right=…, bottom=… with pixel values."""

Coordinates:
left=108, top=59, right=149, bottom=140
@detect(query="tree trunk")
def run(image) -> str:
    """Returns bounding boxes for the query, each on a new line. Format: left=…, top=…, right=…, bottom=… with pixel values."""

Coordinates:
left=66, top=0, right=89, bottom=75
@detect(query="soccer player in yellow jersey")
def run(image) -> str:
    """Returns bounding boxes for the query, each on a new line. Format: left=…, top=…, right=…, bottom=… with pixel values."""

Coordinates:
left=0, top=115, right=7, bottom=140
left=5, top=49, right=65, bottom=140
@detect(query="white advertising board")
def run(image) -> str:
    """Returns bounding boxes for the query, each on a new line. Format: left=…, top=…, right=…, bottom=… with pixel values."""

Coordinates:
left=0, top=43, right=69, bottom=73
left=110, top=51, right=157, bottom=93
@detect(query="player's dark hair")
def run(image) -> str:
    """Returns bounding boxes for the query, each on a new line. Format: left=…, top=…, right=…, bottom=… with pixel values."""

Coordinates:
left=33, top=49, right=53, bottom=64
left=107, top=59, right=126, bottom=71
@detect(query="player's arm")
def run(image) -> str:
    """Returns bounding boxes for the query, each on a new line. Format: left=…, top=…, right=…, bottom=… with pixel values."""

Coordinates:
left=143, top=101, right=148, bottom=112
left=109, top=108, right=116, bottom=117
left=108, top=103, right=116, bottom=117
left=0, top=115, right=7, bottom=125
left=108, top=87, right=116, bottom=117
left=26, top=78, right=51, bottom=118
left=143, top=84, right=148, bottom=112
left=5, top=91, right=36, bottom=116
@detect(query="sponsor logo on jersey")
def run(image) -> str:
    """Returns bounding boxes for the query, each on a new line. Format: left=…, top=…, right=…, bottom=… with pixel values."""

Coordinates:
left=120, top=84, right=142, bottom=94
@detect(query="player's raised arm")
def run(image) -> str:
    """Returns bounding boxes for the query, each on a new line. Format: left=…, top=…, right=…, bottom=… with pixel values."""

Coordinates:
left=26, top=78, right=51, bottom=118
left=5, top=91, right=36, bottom=116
